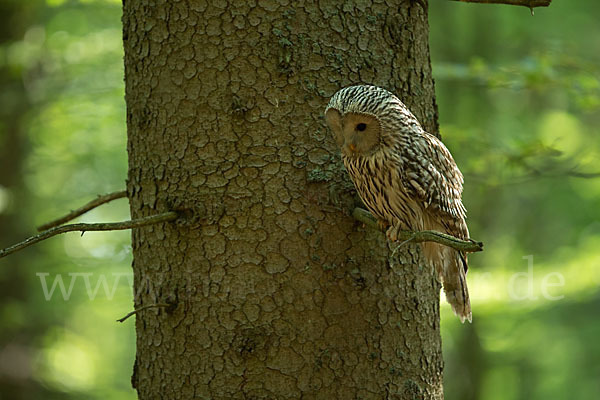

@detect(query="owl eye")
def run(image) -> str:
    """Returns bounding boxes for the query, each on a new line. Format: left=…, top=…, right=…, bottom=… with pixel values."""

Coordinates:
left=356, top=123, right=367, bottom=132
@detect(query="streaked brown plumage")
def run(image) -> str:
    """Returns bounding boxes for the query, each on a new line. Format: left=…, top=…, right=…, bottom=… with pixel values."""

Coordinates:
left=324, top=85, right=472, bottom=323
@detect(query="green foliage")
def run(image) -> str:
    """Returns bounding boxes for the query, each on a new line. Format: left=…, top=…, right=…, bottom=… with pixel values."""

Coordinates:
left=0, top=0, right=598, bottom=399
left=431, top=1, right=600, bottom=399
left=0, top=1, right=132, bottom=399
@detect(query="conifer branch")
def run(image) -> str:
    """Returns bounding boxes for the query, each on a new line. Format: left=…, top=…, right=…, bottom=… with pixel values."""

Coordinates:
left=0, top=211, right=178, bottom=259
left=449, top=0, right=551, bottom=8
left=117, top=303, right=173, bottom=323
left=37, top=190, right=128, bottom=231
left=352, top=208, right=484, bottom=253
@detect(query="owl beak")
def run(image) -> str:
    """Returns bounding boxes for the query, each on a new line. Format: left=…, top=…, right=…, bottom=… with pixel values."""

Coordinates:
left=342, top=142, right=357, bottom=157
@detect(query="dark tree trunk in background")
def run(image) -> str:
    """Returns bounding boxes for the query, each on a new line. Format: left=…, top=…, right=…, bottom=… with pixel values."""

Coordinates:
left=122, top=0, right=443, bottom=398
left=0, top=4, right=47, bottom=399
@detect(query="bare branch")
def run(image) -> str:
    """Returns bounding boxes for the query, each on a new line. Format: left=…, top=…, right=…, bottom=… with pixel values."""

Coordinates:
left=37, top=190, right=128, bottom=231
left=117, top=303, right=173, bottom=323
left=352, top=208, right=484, bottom=253
left=566, top=170, right=600, bottom=179
left=449, top=0, right=551, bottom=8
left=0, top=211, right=178, bottom=260
left=465, top=168, right=600, bottom=187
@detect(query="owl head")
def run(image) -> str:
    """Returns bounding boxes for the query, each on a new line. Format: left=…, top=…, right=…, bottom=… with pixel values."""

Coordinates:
left=324, top=85, right=419, bottom=158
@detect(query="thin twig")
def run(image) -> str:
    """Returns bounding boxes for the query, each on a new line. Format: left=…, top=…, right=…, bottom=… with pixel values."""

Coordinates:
left=352, top=208, right=483, bottom=253
left=0, top=211, right=178, bottom=259
left=37, top=190, right=128, bottom=231
left=465, top=168, right=600, bottom=187
left=449, top=0, right=551, bottom=8
left=117, top=303, right=172, bottom=323
left=396, top=233, right=417, bottom=249
left=389, top=234, right=415, bottom=264
left=565, top=170, right=600, bottom=179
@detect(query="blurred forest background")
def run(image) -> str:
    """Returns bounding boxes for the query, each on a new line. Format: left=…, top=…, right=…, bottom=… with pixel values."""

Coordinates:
left=0, top=0, right=598, bottom=399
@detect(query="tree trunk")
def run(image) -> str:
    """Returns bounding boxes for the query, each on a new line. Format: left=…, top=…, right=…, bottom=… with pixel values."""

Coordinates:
left=122, top=1, right=443, bottom=398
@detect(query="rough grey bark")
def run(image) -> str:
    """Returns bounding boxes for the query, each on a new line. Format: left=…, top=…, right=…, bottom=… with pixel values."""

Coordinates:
left=122, top=0, right=443, bottom=399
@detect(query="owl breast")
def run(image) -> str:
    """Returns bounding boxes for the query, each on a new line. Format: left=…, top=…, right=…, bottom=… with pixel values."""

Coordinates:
left=343, top=152, right=424, bottom=232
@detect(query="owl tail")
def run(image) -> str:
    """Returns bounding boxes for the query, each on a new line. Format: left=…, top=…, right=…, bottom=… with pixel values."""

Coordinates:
left=422, top=243, right=472, bottom=323
left=442, top=250, right=472, bottom=323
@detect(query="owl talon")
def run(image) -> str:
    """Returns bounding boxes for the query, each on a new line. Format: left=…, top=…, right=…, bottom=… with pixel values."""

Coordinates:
left=386, top=225, right=400, bottom=242
left=377, top=219, right=390, bottom=231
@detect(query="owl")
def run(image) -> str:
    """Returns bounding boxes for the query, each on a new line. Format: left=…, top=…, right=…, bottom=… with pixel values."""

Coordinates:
left=324, top=85, right=472, bottom=323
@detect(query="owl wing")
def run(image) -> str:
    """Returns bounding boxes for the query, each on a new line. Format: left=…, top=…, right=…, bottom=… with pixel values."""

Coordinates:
left=401, top=132, right=468, bottom=239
